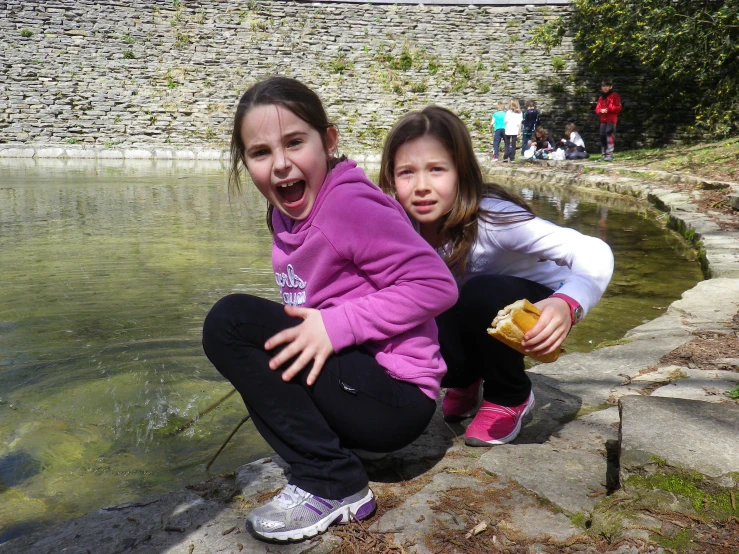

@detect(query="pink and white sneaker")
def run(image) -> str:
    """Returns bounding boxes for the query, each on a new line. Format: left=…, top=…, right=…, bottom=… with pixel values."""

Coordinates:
left=441, top=380, right=483, bottom=422
left=464, top=391, right=535, bottom=446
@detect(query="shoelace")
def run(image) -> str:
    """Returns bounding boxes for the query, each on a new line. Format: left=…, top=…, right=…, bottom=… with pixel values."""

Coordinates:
left=274, top=484, right=311, bottom=509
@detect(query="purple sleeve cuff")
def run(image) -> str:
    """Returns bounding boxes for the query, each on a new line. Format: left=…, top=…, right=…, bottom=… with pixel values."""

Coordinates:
left=321, top=305, right=356, bottom=353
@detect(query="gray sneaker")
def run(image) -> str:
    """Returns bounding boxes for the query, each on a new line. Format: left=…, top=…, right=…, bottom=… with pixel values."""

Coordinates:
left=246, top=484, right=376, bottom=542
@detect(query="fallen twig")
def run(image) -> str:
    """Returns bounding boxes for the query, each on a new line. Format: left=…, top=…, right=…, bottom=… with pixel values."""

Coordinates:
left=174, top=389, right=237, bottom=435
left=206, top=414, right=251, bottom=470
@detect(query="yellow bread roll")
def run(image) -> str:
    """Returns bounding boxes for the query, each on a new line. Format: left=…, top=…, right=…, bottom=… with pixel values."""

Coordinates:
left=486, top=299, right=560, bottom=363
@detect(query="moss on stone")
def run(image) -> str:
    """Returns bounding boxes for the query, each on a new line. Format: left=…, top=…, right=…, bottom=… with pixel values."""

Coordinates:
left=656, top=527, right=693, bottom=553
left=624, top=470, right=738, bottom=519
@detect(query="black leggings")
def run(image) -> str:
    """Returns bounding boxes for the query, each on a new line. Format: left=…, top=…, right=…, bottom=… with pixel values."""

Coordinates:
left=437, top=275, right=553, bottom=406
left=202, top=294, right=436, bottom=499
left=503, top=134, right=518, bottom=161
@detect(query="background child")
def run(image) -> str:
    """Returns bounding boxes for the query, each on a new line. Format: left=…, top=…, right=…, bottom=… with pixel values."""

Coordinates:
left=488, top=101, right=507, bottom=162
left=503, top=99, right=523, bottom=162
left=532, top=126, right=554, bottom=159
left=521, top=100, right=540, bottom=157
left=203, top=77, right=457, bottom=542
left=595, top=79, right=622, bottom=161
left=379, top=106, right=613, bottom=447
left=560, top=122, right=589, bottom=160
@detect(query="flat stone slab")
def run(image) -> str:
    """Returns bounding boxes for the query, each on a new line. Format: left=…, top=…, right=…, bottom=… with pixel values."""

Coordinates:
left=619, top=395, right=739, bottom=487
left=373, top=471, right=580, bottom=553
left=530, top=332, right=689, bottom=407
left=649, top=367, right=739, bottom=402
left=547, top=407, right=620, bottom=453
left=480, top=444, right=607, bottom=515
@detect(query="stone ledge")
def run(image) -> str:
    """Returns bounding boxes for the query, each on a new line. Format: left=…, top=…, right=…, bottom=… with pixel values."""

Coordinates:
left=0, top=145, right=229, bottom=161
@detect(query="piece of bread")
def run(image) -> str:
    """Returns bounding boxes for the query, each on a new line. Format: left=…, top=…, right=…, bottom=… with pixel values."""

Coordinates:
left=486, top=299, right=560, bottom=363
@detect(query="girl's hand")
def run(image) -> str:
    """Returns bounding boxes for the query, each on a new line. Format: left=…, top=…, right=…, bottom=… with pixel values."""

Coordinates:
left=520, top=297, right=572, bottom=357
left=265, top=306, right=335, bottom=385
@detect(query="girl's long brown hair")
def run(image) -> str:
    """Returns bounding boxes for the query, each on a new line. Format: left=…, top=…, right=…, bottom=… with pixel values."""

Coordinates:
left=379, top=106, right=534, bottom=276
left=229, top=76, right=345, bottom=233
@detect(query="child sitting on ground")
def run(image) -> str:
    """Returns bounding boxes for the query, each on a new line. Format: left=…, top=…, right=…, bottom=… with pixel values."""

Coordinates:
left=528, top=127, right=554, bottom=160
left=559, top=123, right=589, bottom=160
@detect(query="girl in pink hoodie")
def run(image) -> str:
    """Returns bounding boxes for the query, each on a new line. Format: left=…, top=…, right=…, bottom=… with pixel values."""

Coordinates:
left=202, top=77, right=457, bottom=543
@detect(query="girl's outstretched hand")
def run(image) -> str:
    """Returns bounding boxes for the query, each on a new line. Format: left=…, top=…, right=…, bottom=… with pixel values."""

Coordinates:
left=520, top=297, right=572, bottom=357
left=265, top=306, right=335, bottom=386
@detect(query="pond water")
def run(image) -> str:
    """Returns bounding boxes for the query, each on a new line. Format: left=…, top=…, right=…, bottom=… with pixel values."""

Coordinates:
left=0, top=159, right=703, bottom=543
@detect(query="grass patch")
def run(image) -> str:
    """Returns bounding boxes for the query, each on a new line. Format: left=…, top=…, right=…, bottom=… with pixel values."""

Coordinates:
left=617, top=139, right=739, bottom=183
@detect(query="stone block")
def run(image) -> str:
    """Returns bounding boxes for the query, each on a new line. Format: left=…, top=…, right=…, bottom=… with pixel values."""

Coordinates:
left=153, top=149, right=174, bottom=159
left=175, top=150, right=196, bottom=160
left=619, top=395, right=739, bottom=487
left=123, top=148, right=152, bottom=159
left=35, top=147, right=66, bottom=158
left=98, top=149, right=123, bottom=159
left=195, top=148, right=225, bottom=160
left=0, top=148, right=35, bottom=158
left=65, top=148, right=96, bottom=159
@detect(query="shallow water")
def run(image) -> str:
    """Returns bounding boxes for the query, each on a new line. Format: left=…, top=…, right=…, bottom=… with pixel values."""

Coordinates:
left=0, top=159, right=702, bottom=542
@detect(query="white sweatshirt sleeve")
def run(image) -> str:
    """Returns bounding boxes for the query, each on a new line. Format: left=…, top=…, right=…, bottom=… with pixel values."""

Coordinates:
left=486, top=207, right=614, bottom=315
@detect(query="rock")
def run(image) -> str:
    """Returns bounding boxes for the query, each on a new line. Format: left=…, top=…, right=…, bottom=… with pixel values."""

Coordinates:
left=98, top=149, right=123, bottom=159
left=0, top=148, right=35, bottom=158
left=0, top=484, right=339, bottom=554
left=619, top=395, right=739, bottom=487
left=123, top=149, right=152, bottom=159
left=236, top=455, right=289, bottom=498
left=530, top=333, right=689, bottom=407
left=480, top=444, right=607, bottom=515
left=649, top=366, right=739, bottom=403
left=35, top=147, right=65, bottom=158
left=373, top=471, right=580, bottom=553
left=547, top=407, right=620, bottom=453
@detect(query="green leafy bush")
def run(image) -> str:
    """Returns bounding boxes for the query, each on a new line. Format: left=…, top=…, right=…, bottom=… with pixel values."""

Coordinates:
left=529, top=0, right=739, bottom=139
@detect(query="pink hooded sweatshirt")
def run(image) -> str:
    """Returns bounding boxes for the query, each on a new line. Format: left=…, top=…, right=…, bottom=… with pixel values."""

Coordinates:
left=271, top=160, right=458, bottom=399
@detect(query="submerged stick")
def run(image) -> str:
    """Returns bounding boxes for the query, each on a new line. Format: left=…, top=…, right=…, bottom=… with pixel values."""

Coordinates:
left=206, top=414, right=251, bottom=471
left=173, top=389, right=238, bottom=435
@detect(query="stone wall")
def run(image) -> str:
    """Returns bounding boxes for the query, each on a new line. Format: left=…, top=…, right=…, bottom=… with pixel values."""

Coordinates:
left=2, top=0, right=623, bottom=155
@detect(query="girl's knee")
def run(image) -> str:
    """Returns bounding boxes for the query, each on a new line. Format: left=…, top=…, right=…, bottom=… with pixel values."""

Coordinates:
left=202, top=294, right=260, bottom=347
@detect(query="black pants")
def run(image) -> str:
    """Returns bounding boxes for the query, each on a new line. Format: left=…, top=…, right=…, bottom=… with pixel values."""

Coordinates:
left=202, top=294, right=436, bottom=499
left=437, top=275, right=553, bottom=407
left=503, top=134, right=518, bottom=161
left=600, top=122, right=616, bottom=157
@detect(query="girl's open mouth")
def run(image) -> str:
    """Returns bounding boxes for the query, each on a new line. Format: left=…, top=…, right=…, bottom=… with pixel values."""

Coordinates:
left=276, top=180, right=306, bottom=206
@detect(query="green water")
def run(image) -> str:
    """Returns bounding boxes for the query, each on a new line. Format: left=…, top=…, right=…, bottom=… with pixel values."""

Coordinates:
left=0, top=159, right=703, bottom=542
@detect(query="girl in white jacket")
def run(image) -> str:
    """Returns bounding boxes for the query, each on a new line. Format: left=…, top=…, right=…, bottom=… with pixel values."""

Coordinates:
left=379, top=106, right=614, bottom=446
left=502, top=99, right=523, bottom=162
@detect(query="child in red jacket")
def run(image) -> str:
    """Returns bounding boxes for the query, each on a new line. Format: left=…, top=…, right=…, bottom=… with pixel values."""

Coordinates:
left=595, top=79, right=622, bottom=161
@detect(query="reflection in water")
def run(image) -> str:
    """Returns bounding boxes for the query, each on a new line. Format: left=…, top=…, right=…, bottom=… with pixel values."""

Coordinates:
left=0, top=160, right=703, bottom=541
